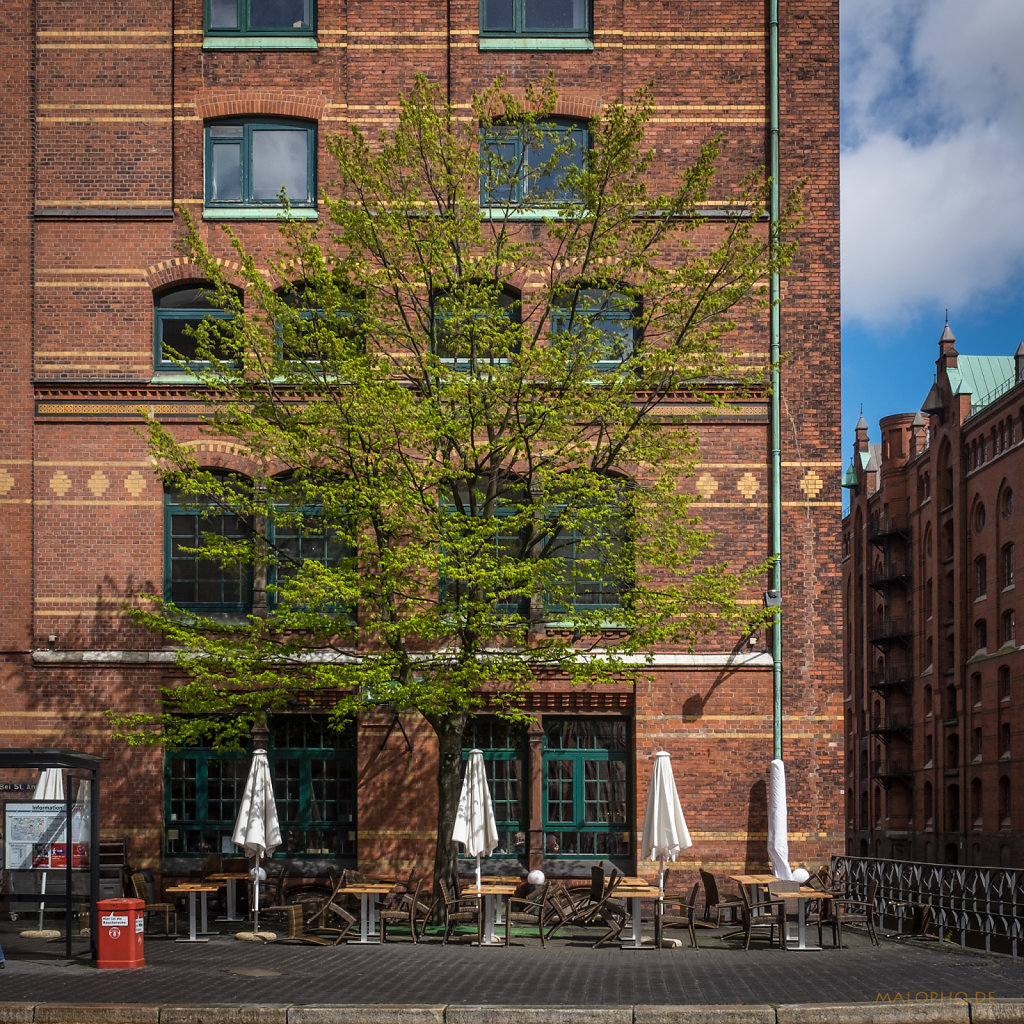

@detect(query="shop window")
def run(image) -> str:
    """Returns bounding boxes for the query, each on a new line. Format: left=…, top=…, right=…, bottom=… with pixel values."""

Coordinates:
left=205, top=119, right=316, bottom=212
left=154, top=285, right=238, bottom=370
left=461, top=718, right=525, bottom=858
left=480, top=119, right=588, bottom=208
left=165, top=716, right=356, bottom=858
left=542, top=716, right=630, bottom=858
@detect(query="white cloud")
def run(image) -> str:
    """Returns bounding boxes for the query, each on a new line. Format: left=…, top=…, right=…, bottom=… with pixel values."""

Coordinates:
left=840, top=0, right=1024, bottom=326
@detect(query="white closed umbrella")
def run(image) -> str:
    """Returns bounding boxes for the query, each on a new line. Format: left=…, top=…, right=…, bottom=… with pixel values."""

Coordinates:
left=640, top=751, right=692, bottom=892
left=767, top=758, right=794, bottom=880
left=452, top=749, right=498, bottom=890
left=33, top=769, right=64, bottom=931
left=231, top=749, right=281, bottom=933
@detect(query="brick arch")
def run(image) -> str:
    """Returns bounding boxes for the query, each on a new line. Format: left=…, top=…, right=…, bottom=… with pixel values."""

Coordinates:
left=477, top=87, right=607, bottom=123
left=175, top=441, right=291, bottom=479
left=145, top=257, right=247, bottom=293
left=194, top=90, right=327, bottom=124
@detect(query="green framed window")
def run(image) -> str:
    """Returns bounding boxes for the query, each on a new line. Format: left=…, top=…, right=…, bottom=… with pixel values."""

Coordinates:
left=551, top=287, right=637, bottom=370
left=480, top=120, right=588, bottom=207
left=432, top=287, right=521, bottom=368
left=165, top=716, right=356, bottom=858
left=542, top=716, right=630, bottom=857
left=480, top=0, right=589, bottom=37
left=267, top=506, right=356, bottom=614
left=205, top=120, right=316, bottom=209
left=206, top=0, right=315, bottom=36
left=154, top=285, right=238, bottom=370
left=165, top=483, right=253, bottom=615
left=440, top=483, right=529, bottom=618
left=462, top=718, right=526, bottom=858
left=276, top=283, right=365, bottom=364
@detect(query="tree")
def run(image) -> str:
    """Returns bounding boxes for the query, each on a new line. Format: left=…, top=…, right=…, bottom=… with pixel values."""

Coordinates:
left=113, top=75, right=799, bottom=893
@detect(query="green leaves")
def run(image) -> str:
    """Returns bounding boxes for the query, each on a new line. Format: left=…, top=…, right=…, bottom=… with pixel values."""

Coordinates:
left=117, top=73, right=794, bottom=754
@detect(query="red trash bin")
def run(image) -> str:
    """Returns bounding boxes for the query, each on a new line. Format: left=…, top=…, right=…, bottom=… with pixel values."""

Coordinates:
left=96, top=897, right=145, bottom=969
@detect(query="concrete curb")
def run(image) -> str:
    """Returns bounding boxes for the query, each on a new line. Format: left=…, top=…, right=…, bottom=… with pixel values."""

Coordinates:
left=3, top=1005, right=1021, bottom=1024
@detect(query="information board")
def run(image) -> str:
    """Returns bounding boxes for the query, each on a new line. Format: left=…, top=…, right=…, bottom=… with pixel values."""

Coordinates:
left=3, top=800, right=89, bottom=870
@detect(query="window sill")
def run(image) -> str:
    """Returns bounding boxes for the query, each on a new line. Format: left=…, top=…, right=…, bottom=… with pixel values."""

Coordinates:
left=479, top=36, right=593, bottom=51
left=480, top=207, right=580, bottom=221
left=203, top=36, right=318, bottom=50
left=203, top=206, right=318, bottom=221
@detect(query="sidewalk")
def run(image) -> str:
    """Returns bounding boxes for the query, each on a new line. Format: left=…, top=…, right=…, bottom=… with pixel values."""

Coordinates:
left=0, top=917, right=1022, bottom=1018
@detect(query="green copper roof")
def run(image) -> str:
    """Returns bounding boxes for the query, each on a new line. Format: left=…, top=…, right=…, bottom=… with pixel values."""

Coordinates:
left=951, top=355, right=1015, bottom=408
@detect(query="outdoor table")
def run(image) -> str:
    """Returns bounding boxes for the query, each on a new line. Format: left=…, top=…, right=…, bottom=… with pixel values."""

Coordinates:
left=729, top=873, right=778, bottom=913
left=166, top=882, right=222, bottom=943
left=775, top=886, right=832, bottom=951
left=615, top=881, right=661, bottom=949
left=462, top=882, right=517, bottom=945
left=339, top=882, right=393, bottom=944
left=208, top=871, right=250, bottom=922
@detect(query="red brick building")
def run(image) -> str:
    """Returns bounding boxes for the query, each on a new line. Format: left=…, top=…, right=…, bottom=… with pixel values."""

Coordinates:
left=843, top=322, right=1024, bottom=867
left=1, top=0, right=840, bottom=887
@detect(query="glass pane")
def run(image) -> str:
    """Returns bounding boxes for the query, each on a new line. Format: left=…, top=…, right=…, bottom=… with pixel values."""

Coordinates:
left=524, top=0, right=585, bottom=30
left=251, top=129, right=309, bottom=202
left=211, top=141, right=243, bottom=202
left=206, top=758, right=247, bottom=821
left=210, top=0, right=239, bottom=29
left=159, top=315, right=203, bottom=363
left=527, top=126, right=584, bottom=202
left=482, top=0, right=514, bottom=31
left=158, top=287, right=216, bottom=309
left=546, top=759, right=574, bottom=823
left=249, top=0, right=311, bottom=29
left=481, top=137, right=519, bottom=205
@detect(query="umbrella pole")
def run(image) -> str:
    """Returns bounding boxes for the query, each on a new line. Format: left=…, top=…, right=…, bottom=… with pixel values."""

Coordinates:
left=658, top=858, right=665, bottom=894
left=252, top=859, right=259, bottom=934
left=475, top=854, right=481, bottom=890
left=37, top=871, right=48, bottom=930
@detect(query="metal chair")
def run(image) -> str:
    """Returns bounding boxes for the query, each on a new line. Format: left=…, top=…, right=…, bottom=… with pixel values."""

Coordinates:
left=440, top=879, right=483, bottom=945
left=655, top=881, right=700, bottom=949
left=380, top=877, right=430, bottom=943
left=833, top=877, right=880, bottom=946
left=504, top=880, right=551, bottom=947
left=698, top=869, right=743, bottom=926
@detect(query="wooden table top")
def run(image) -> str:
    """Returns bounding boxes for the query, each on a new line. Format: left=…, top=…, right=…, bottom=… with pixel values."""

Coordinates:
left=339, top=882, right=394, bottom=894
left=166, top=883, right=221, bottom=893
left=207, top=872, right=251, bottom=881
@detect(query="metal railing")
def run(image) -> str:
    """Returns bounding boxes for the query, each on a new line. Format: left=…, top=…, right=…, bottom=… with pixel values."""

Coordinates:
left=832, top=855, right=1024, bottom=956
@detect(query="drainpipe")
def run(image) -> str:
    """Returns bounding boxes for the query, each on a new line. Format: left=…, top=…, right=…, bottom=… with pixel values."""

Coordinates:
left=769, top=0, right=783, bottom=761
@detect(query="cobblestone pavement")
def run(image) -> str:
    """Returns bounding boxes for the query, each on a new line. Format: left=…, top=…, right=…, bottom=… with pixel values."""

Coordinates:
left=0, top=920, right=1021, bottom=1007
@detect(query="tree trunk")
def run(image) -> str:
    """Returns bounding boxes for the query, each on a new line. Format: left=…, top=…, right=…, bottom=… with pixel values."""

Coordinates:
left=427, top=710, right=468, bottom=917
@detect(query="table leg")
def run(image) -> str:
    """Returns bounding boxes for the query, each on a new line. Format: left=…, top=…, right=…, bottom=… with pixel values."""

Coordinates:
left=176, top=891, right=210, bottom=943
left=348, top=893, right=379, bottom=943
left=198, top=891, right=218, bottom=936
left=217, top=879, right=243, bottom=923
left=481, top=894, right=500, bottom=945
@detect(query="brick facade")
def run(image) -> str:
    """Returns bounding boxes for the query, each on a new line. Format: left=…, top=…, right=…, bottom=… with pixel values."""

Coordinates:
left=2, top=0, right=841, bottom=888
left=843, top=323, right=1024, bottom=867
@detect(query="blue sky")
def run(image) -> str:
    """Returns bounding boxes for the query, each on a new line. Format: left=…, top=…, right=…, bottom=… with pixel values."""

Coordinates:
left=840, top=0, right=1024, bottom=476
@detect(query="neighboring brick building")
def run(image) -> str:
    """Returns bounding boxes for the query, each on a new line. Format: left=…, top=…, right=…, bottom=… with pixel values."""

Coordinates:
left=843, top=322, right=1024, bottom=867
left=1, top=0, right=840, bottom=887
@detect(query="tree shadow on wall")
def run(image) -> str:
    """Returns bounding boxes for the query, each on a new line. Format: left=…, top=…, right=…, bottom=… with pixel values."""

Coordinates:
left=681, top=635, right=758, bottom=720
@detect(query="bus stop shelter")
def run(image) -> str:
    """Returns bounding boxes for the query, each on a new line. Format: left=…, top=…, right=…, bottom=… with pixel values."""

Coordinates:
left=0, top=748, right=102, bottom=960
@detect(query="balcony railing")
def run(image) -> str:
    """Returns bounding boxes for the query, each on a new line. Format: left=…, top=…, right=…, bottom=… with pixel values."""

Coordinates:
left=869, top=713, right=912, bottom=735
left=867, top=514, right=911, bottom=542
left=868, top=561, right=912, bottom=588
left=870, top=758, right=910, bottom=779
left=869, top=666, right=913, bottom=692
left=867, top=617, right=912, bottom=643
left=832, top=855, right=1024, bottom=956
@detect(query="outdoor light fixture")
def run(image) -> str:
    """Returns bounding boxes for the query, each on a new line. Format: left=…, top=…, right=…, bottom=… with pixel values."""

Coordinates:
left=763, top=589, right=781, bottom=608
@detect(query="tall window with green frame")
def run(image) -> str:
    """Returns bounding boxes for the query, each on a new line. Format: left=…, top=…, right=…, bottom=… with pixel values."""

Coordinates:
left=462, top=718, right=526, bottom=858
left=165, top=482, right=253, bottom=615
left=542, top=716, right=630, bottom=859
left=165, top=716, right=356, bottom=858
